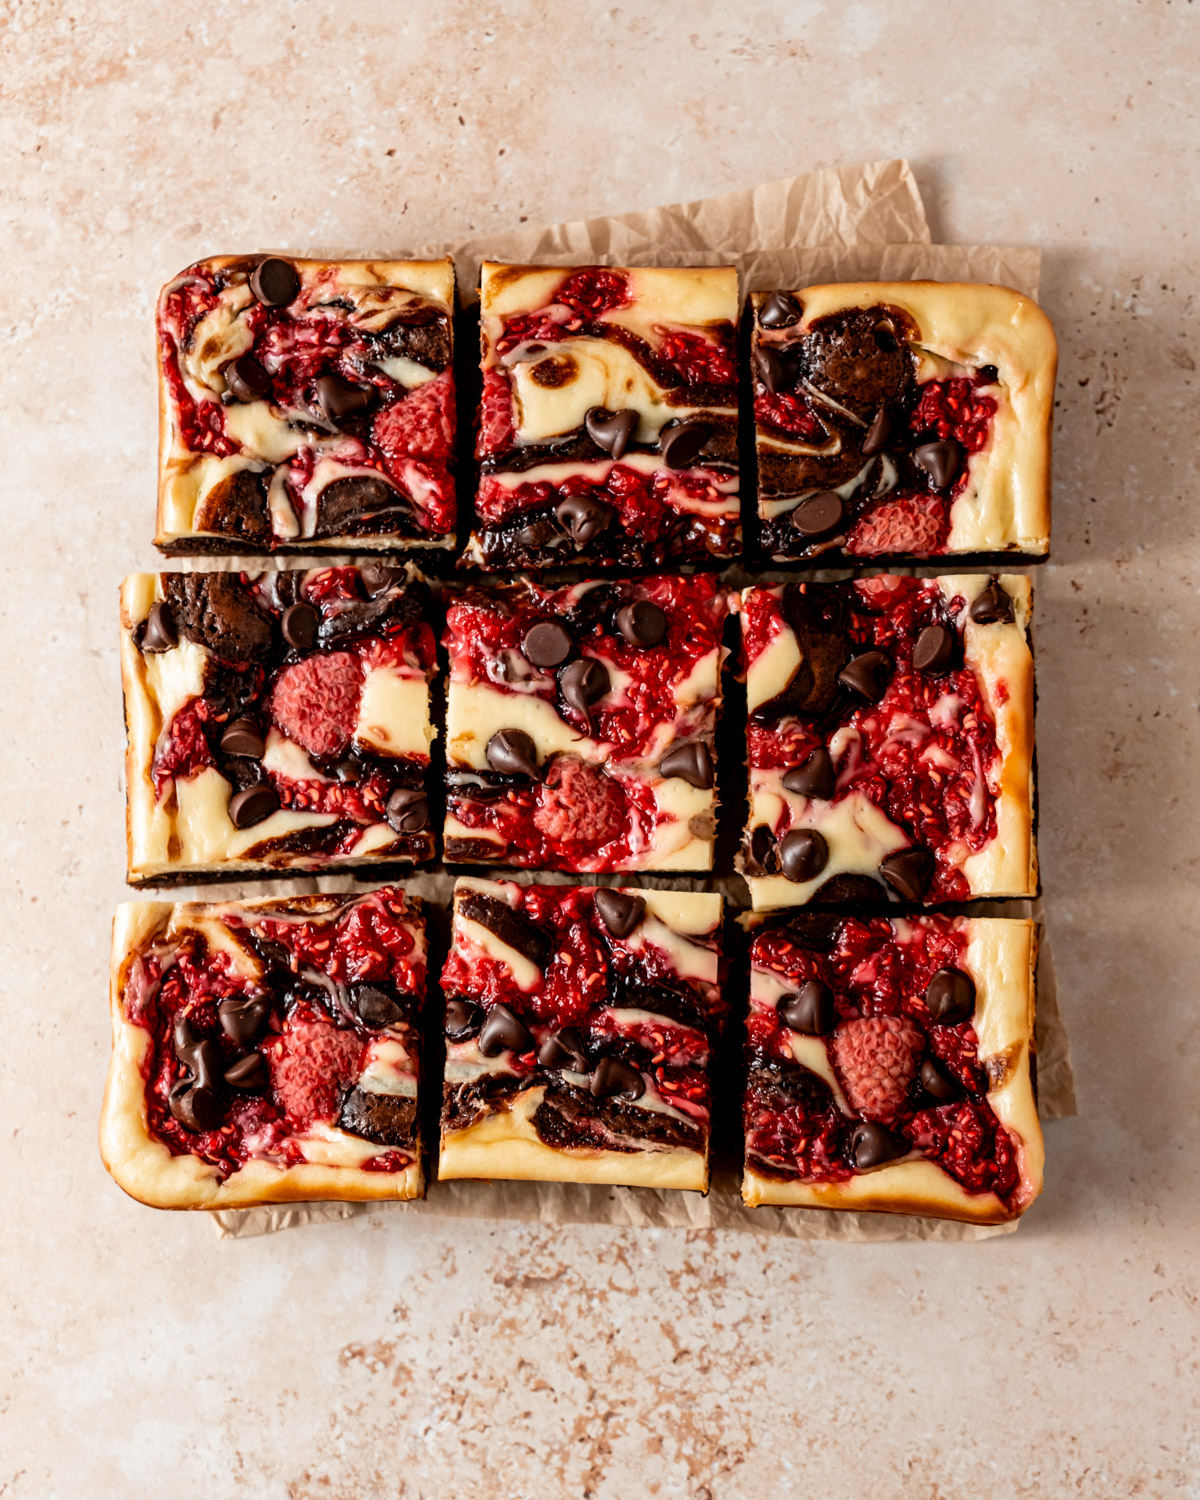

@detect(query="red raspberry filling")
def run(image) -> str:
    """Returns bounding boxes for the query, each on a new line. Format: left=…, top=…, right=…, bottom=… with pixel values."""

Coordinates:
left=754, top=390, right=826, bottom=441
left=152, top=697, right=216, bottom=795
left=910, top=375, right=997, bottom=458
left=654, top=327, right=737, bottom=386
left=256, top=888, right=423, bottom=989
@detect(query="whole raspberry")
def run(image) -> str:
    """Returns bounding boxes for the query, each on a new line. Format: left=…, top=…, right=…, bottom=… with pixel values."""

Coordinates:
left=269, top=650, right=362, bottom=759
left=372, top=371, right=455, bottom=462
left=533, top=756, right=625, bottom=849
left=268, top=1016, right=364, bottom=1130
left=831, top=1014, right=924, bottom=1121
left=846, top=493, right=948, bottom=557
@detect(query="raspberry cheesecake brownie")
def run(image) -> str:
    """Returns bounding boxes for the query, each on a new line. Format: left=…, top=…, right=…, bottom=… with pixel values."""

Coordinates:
left=155, top=255, right=456, bottom=552
left=751, top=282, right=1056, bottom=561
left=100, top=888, right=428, bottom=1208
left=442, top=574, right=732, bottom=872
left=121, top=565, right=436, bottom=883
left=464, top=262, right=741, bottom=569
left=741, top=574, right=1035, bottom=909
left=439, top=877, right=725, bottom=1189
left=742, top=911, right=1043, bottom=1222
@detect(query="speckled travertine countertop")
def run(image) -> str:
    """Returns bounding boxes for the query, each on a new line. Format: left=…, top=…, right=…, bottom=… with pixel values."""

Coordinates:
left=2, top=4, right=1198, bottom=1495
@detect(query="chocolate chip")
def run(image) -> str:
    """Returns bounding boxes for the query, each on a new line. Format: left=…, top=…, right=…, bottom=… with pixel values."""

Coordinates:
left=850, top=1121, right=907, bottom=1170
left=140, top=601, right=177, bottom=653
left=912, top=623, right=955, bottom=673
left=173, top=1019, right=223, bottom=1093
left=168, top=1079, right=223, bottom=1133
left=758, top=291, right=801, bottom=329
left=782, top=747, right=835, bottom=800
left=659, top=741, right=713, bottom=789
left=837, top=650, right=892, bottom=701
left=747, top=824, right=778, bottom=874
left=522, top=621, right=573, bottom=668
left=224, top=1053, right=267, bottom=1091
left=791, top=490, right=845, bottom=537
left=590, top=1055, right=645, bottom=1102
left=968, top=580, right=1015, bottom=625
left=224, top=354, right=273, bottom=403
left=219, top=717, right=265, bottom=759
left=861, top=406, right=895, bottom=456
left=913, top=438, right=964, bottom=489
left=538, top=1026, right=589, bottom=1072
left=227, top=784, right=280, bottom=829
left=316, top=373, right=373, bottom=423
left=593, top=888, right=646, bottom=939
left=584, top=406, right=639, bottom=459
left=925, top=967, right=976, bottom=1024
left=348, top=984, right=405, bottom=1028
left=218, top=996, right=271, bottom=1045
left=358, top=563, right=404, bottom=597
left=659, top=419, right=709, bottom=469
left=920, top=1057, right=959, bottom=1100
left=445, top=998, right=484, bottom=1041
left=385, top=787, right=429, bottom=834
left=755, top=345, right=792, bottom=394
left=280, top=601, right=318, bottom=651
left=249, top=257, right=301, bottom=308
left=478, top=1003, right=534, bottom=1058
left=878, top=848, right=933, bottom=901
left=486, top=728, right=540, bottom=779
left=778, top=829, right=830, bottom=883
left=556, top=493, right=614, bottom=546
left=560, top=658, right=610, bottom=722
left=615, top=599, right=668, bottom=648
left=777, top=980, right=834, bottom=1036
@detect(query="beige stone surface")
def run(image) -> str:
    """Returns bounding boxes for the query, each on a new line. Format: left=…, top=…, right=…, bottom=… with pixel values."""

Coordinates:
left=2, top=2, right=1198, bottom=1495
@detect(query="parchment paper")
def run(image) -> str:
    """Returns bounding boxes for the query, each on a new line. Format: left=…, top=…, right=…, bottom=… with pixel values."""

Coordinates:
left=205, top=158, right=1073, bottom=1241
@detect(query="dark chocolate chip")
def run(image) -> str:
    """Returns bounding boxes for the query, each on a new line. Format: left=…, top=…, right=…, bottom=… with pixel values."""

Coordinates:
left=837, top=650, right=892, bottom=701
left=925, top=967, right=976, bottom=1024
left=778, top=829, right=830, bottom=883
left=659, top=419, right=709, bottom=469
left=878, top=847, right=934, bottom=901
left=249, top=257, right=301, bottom=308
left=968, top=580, right=1015, bottom=625
left=782, top=747, right=835, bottom=800
left=218, top=996, right=271, bottom=1045
left=791, top=490, right=845, bottom=537
left=281, top=601, right=318, bottom=651
left=219, top=717, right=266, bottom=759
left=485, top=728, right=540, bottom=779
left=584, top=406, right=639, bottom=459
left=861, top=406, right=895, bottom=456
left=556, top=493, right=614, bottom=545
left=758, top=290, right=801, bottom=329
left=478, top=1003, right=534, bottom=1058
left=227, top=784, right=280, bottom=829
left=358, top=563, right=403, bottom=597
left=615, top=599, right=668, bottom=648
left=912, top=623, right=955, bottom=674
left=385, top=787, right=429, bottom=834
left=168, top=1079, right=223, bottom=1133
left=444, top=998, right=484, bottom=1041
left=593, top=888, right=646, bottom=939
left=919, top=1057, right=960, bottom=1101
left=850, top=1121, right=907, bottom=1169
left=522, top=621, right=573, bottom=668
left=560, top=657, right=610, bottom=721
left=224, top=1053, right=267, bottom=1091
left=538, top=1026, right=589, bottom=1072
left=348, top=983, right=405, bottom=1028
left=224, top=354, right=273, bottom=403
left=316, top=373, right=373, bottom=422
left=777, top=980, right=834, bottom=1036
left=977, top=364, right=999, bottom=385
left=755, top=344, right=792, bottom=394
left=590, top=1055, right=645, bottom=1102
left=913, top=438, right=964, bottom=489
left=658, top=741, right=713, bottom=789
left=140, top=601, right=177, bottom=653
left=747, top=823, right=778, bottom=874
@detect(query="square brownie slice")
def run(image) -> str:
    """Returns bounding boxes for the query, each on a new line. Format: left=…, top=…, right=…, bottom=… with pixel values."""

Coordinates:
left=101, top=888, right=427, bottom=1208
left=464, top=262, right=741, bottom=568
left=741, top=574, right=1035, bottom=909
left=438, top=877, right=725, bottom=1190
left=742, top=911, right=1043, bottom=1223
left=442, top=574, right=732, bottom=872
left=751, top=282, right=1056, bottom=562
left=155, top=255, right=456, bottom=553
left=121, top=565, right=436, bottom=884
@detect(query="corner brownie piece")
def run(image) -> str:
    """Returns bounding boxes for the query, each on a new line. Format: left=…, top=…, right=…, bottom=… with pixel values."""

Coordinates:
left=438, top=877, right=725, bottom=1190
left=741, top=574, right=1035, bottom=909
left=100, top=888, right=427, bottom=1208
left=442, top=574, right=732, bottom=872
left=155, top=255, right=456, bottom=552
left=742, top=911, right=1042, bottom=1223
left=464, top=262, right=741, bottom=568
left=751, top=282, right=1056, bottom=561
left=121, top=565, right=436, bottom=884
